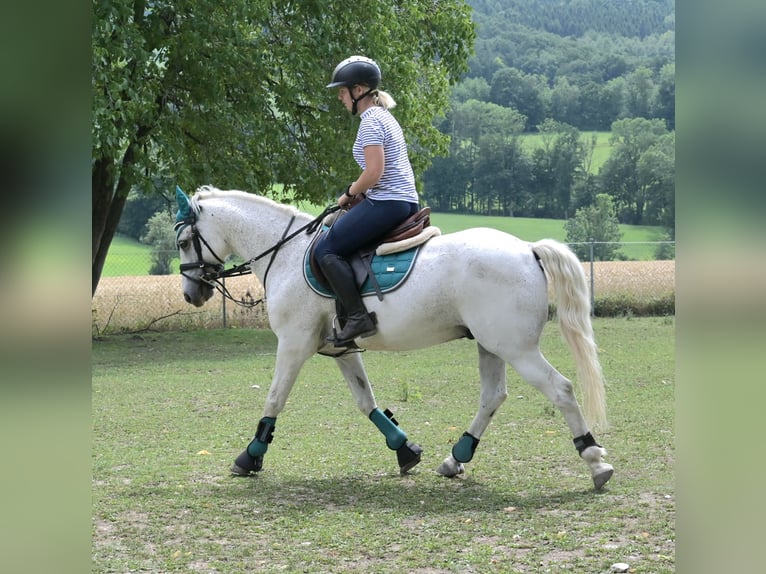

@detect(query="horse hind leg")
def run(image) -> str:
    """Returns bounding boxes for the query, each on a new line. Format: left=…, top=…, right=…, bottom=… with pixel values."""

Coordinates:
left=510, top=350, right=613, bottom=490
left=437, top=344, right=508, bottom=478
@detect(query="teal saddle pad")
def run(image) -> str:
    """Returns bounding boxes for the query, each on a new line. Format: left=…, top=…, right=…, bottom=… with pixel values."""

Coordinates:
left=303, top=245, right=421, bottom=298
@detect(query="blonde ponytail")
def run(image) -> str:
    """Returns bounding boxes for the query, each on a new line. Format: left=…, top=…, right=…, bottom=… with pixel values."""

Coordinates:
left=372, top=90, right=397, bottom=110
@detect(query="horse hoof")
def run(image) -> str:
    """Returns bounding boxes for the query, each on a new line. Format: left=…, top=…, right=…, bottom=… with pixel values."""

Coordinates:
left=231, top=463, right=254, bottom=476
left=593, top=465, right=614, bottom=490
left=436, top=457, right=464, bottom=478
left=397, top=441, right=423, bottom=474
left=231, top=451, right=263, bottom=476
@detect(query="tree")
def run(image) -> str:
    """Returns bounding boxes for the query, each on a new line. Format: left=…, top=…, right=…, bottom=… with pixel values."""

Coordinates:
left=473, top=133, right=530, bottom=215
left=578, top=80, right=625, bottom=131
left=571, top=132, right=601, bottom=211
left=489, top=67, right=545, bottom=131
left=624, top=66, right=655, bottom=119
left=528, top=120, right=584, bottom=218
left=599, top=117, right=669, bottom=224
left=637, top=131, right=675, bottom=235
left=549, top=77, right=582, bottom=127
left=565, top=194, right=623, bottom=261
left=653, top=62, right=675, bottom=129
left=424, top=99, right=526, bottom=214
left=140, top=210, right=177, bottom=275
left=92, top=0, right=475, bottom=295
left=451, top=76, right=490, bottom=104
left=117, top=186, right=170, bottom=240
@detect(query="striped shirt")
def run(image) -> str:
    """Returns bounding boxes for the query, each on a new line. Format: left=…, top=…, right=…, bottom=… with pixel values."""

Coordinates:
left=353, top=106, right=418, bottom=203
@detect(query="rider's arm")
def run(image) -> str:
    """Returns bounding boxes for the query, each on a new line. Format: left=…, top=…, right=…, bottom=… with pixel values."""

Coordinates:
left=350, top=144, right=384, bottom=196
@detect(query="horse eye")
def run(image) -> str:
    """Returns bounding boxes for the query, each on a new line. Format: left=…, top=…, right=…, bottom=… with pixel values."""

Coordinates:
left=177, top=240, right=189, bottom=250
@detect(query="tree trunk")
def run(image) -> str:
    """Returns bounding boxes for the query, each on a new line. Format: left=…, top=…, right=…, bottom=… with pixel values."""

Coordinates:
left=92, top=156, right=114, bottom=266
left=92, top=140, right=141, bottom=296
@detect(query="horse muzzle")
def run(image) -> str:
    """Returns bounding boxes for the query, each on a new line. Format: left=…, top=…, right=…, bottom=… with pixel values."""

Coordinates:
left=184, top=287, right=213, bottom=307
left=181, top=271, right=216, bottom=307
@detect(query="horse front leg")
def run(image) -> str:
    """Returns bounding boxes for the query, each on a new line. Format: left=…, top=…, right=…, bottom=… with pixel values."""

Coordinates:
left=231, top=339, right=312, bottom=476
left=335, top=352, right=423, bottom=474
left=438, top=344, right=508, bottom=477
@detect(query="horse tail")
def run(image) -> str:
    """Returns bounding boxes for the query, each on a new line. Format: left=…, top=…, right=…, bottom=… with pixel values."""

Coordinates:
left=531, top=239, right=607, bottom=430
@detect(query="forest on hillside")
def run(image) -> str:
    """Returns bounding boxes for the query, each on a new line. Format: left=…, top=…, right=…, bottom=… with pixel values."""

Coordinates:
left=422, top=0, right=674, bottom=233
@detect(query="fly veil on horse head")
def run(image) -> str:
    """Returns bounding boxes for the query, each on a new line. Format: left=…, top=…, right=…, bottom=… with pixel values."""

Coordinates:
left=174, top=185, right=614, bottom=490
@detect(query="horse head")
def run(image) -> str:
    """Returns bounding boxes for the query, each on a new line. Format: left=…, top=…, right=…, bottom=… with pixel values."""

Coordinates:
left=174, top=186, right=225, bottom=307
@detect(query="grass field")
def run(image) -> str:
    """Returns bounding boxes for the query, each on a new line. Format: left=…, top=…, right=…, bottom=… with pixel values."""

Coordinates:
left=518, top=131, right=613, bottom=174
left=92, top=317, right=675, bottom=573
left=428, top=214, right=664, bottom=261
left=102, top=236, right=180, bottom=278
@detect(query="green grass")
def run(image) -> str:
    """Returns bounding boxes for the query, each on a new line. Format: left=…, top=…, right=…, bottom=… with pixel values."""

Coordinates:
left=102, top=235, right=180, bottom=277
left=93, top=317, right=675, bottom=573
left=101, top=235, right=154, bottom=277
left=428, top=213, right=664, bottom=260
left=518, top=131, right=613, bottom=174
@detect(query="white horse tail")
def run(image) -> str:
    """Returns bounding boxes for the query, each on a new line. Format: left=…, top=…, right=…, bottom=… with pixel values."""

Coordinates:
left=531, top=239, right=607, bottom=430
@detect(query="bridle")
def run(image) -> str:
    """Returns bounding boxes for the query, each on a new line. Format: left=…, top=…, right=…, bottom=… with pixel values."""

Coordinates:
left=176, top=220, right=226, bottom=279
left=174, top=204, right=341, bottom=308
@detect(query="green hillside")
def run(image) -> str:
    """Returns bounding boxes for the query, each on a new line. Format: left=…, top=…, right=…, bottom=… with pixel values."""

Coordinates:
left=429, top=213, right=663, bottom=260
left=519, top=131, right=613, bottom=174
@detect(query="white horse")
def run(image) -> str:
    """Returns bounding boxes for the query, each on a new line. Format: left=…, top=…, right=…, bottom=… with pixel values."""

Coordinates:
left=174, top=186, right=614, bottom=490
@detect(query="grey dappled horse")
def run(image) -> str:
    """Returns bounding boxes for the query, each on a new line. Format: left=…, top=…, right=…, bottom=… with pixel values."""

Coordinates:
left=175, top=186, right=613, bottom=490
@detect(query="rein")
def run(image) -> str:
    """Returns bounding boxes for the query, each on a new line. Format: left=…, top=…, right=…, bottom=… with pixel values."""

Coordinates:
left=178, top=204, right=340, bottom=308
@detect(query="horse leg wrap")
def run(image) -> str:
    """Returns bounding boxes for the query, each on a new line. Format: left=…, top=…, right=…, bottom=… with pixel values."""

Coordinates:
left=369, top=408, right=407, bottom=450
left=247, top=417, right=277, bottom=457
left=573, top=432, right=601, bottom=456
left=232, top=417, right=277, bottom=475
left=452, top=432, right=480, bottom=463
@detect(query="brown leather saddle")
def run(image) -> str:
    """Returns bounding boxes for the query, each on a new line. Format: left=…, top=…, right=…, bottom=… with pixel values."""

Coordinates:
left=308, top=205, right=431, bottom=300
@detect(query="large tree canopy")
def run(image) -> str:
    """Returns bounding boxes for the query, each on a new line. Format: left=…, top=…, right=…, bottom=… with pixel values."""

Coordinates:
left=92, top=0, right=475, bottom=294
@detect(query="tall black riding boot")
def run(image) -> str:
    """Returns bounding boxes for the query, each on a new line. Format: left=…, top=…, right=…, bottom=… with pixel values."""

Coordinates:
left=318, top=254, right=378, bottom=345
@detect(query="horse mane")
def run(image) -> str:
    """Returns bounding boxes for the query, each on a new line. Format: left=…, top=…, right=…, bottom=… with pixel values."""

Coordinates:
left=190, top=185, right=303, bottom=219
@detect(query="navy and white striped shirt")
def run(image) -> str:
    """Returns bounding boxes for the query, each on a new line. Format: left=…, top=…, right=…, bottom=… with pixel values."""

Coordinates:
left=353, top=106, right=418, bottom=204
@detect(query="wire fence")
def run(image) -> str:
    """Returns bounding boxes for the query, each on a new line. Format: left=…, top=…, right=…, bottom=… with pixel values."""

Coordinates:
left=92, top=242, right=675, bottom=335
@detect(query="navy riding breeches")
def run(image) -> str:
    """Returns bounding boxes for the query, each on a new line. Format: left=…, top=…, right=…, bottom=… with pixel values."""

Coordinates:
left=313, top=197, right=419, bottom=261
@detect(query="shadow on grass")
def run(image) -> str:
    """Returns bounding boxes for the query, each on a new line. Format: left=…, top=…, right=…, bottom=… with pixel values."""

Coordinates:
left=196, top=468, right=606, bottom=517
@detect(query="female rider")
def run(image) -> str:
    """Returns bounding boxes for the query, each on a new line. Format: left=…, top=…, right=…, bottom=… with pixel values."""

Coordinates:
left=314, top=56, right=420, bottom=346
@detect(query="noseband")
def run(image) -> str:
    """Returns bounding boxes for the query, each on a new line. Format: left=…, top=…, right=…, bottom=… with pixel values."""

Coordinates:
left=175, top=219, right=226, bottom=285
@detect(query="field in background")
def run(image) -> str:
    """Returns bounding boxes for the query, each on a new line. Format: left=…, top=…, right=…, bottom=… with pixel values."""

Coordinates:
left=92, top=260, right=673, bottom=335
left=428, top=214, right=664, bottom=261
left=518, top=131, right=613, bottom=174
left=100, top=236, right=178, bottom=277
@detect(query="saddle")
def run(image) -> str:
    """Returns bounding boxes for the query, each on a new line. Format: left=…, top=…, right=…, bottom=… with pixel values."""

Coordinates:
left=380, top=206, right=432, bottom=244
left=308, top=205, right=439, bottom=301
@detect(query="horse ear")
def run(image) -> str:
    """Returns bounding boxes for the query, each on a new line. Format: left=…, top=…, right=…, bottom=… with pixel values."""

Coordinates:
left=175, top=185, right=193, bottom=222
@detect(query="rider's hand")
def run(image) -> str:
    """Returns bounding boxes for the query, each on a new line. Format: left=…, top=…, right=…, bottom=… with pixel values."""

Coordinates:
left=338, top=185, right=354, bottom=208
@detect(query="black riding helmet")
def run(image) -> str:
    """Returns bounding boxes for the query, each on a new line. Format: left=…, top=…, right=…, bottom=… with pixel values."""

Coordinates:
left=327, top=56, right=382, bottom=115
